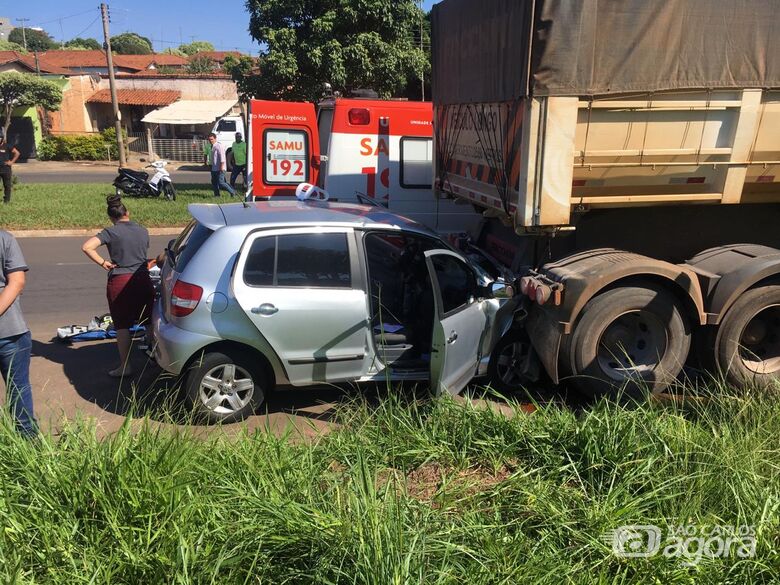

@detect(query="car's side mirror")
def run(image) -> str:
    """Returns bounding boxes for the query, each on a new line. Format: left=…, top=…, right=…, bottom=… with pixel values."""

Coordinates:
left=491, top=280, right=515, bottom=299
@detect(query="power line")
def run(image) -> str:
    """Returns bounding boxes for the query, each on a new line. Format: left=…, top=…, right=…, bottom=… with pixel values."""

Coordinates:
left=35, top=8, right=95, bottom=27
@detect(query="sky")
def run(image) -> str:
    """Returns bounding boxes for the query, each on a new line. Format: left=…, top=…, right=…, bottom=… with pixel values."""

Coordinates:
left=4, top=0, right=440, bottom=55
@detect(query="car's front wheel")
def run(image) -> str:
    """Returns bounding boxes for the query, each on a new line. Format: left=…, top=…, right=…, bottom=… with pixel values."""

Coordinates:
left=184, top=350, right=268, bottom=423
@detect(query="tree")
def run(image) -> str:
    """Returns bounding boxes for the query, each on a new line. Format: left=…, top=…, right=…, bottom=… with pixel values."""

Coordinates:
left=110, top=32, right=152, bottom=55
left=0, top=72, right=63, bottom=138
left=241, top=0, right=429, bottom=101
left=9, top=27, right=56, bottom=52
left=186, top=55, right=217, bottom=75
left=178, top=41, right=215, bottom=56
left=162, top=47, right=186, bottom=57
left=65, top=37, right=101, bottom=50
left=0, top=40, right=26, bottom=53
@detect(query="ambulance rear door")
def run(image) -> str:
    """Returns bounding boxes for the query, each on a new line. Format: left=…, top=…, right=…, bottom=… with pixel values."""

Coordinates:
left=248, top=100, right=321, bottom=198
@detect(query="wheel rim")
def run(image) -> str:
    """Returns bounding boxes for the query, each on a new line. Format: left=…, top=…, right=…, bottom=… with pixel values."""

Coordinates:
left=495, top=340, right=531, bottom=388
left=198, top=363, right=257, bottom=415
left=596, top=310, right=668, bottom=382
left=738, top=304, right=780, bottom=374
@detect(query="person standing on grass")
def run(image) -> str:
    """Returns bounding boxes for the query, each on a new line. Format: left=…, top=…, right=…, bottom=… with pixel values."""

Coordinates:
left=0, top=131, right=21, bottom=204
left=0, top=230, right=38, bottom=438
left=82, top=196, right=155, bottom=378
left=229, top=132, right=247, bottom=191
left=208, top=133, right=235, bottom=198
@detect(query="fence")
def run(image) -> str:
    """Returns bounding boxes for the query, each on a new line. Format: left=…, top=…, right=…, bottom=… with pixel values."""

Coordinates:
left=127, top=132, right=207, bottom=163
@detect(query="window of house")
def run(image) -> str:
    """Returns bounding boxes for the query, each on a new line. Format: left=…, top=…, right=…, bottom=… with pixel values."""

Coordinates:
left=400, top=137, right=433, bottom=189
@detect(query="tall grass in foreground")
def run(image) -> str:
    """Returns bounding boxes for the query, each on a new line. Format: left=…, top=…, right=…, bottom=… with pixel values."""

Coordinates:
left=0, top=390, right=777, bottom=584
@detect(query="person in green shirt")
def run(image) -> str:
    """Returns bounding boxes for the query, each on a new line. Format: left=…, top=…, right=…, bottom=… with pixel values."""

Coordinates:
left=202, top=139, right=212, bottom=167
left=229, top=132, right=247, bottom=190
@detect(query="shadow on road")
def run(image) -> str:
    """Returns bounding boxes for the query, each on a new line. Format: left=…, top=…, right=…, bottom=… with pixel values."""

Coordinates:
left=176, top=164, right=210, bottom=172
left=31, top=338, right=350, bottom=426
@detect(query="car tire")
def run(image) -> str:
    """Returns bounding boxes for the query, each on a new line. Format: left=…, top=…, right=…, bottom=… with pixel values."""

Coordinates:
left=487, top=330, right=537, bottom=392
left=562, top=285, right=691, bottom=400
left=184, top=350, right=268, bottom=423
left=714, top=285, right=780, bottom=387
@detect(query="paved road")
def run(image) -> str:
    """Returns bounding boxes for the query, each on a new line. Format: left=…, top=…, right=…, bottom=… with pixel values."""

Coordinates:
left=17, top=235, right=342, bottom=437
left=15, top=161, right=212, bottom=184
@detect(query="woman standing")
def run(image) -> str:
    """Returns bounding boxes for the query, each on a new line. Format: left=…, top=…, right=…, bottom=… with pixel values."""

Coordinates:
left=82, top=196, right=154, bottom=377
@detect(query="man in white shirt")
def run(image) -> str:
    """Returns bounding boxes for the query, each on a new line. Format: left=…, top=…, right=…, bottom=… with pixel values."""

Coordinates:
left=208, top=133, right=235, bottom=197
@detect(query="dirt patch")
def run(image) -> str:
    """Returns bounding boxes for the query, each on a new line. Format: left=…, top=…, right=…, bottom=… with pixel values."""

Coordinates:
left=402, top=462, right=513, bottom=505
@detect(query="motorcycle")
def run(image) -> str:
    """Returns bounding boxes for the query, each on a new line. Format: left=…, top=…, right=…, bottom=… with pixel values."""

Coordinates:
left=113, top=160, right=176, bottom=201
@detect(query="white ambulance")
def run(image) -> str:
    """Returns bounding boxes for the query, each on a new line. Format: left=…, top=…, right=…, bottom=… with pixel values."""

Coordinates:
left=245, top=98, right=480, bottom=234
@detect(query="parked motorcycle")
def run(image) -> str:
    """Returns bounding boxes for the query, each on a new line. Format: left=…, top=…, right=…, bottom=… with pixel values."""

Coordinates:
left=113, top=160, right=176, bottom=200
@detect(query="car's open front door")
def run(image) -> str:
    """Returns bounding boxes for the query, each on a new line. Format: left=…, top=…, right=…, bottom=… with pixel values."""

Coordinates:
left=424, top=250, right=488, bottom=395
left=248, top=99, right=320, bottom=199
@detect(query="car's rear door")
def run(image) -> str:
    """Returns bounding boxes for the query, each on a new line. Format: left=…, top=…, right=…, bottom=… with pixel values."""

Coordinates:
left=424, top=250, right=489, bottom=395
left=232, top=227, right=371, bottom=384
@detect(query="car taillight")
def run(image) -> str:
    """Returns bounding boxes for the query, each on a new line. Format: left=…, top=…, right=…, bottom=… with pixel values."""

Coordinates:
left=348, top=108, right=370, bottom=125
left=170, top=280, right=203, bottom=317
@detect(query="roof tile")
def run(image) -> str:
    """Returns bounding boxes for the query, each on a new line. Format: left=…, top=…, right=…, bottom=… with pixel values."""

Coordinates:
left=86, top=88, right=181, bottom=106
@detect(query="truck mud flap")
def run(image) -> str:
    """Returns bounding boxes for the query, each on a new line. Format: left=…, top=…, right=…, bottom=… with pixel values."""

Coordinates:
left=525, top=307, right=562, bottom=384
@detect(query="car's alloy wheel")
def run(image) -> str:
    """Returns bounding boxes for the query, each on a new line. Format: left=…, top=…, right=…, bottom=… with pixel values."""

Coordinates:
left=185, top=351, right=267, bottom=423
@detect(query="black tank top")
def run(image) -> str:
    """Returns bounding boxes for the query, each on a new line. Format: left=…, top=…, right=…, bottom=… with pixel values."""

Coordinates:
left=0, top=144, right=11, bottom=164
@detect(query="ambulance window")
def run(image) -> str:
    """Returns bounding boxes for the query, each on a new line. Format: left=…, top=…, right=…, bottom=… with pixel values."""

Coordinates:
left=263, top=129, right=309, bottom=185
left=400, top=137, right=433, bottom=189
left=317, top=108, right=333, bottom=155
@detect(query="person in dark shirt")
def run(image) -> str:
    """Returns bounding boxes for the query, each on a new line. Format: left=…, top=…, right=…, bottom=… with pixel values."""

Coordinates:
left=0, top=131, right=21, bottom=204
left=82, top=196, right=154, bottom=377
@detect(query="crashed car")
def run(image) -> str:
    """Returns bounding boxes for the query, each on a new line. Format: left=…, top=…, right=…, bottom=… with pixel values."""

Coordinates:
left=152, top=200, right=517, bottom=422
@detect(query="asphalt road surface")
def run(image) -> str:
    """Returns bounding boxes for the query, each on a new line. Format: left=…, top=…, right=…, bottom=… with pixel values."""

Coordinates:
left=15, top=161, right=211, bottom=184
left=16, top=235, right=343, bottom=437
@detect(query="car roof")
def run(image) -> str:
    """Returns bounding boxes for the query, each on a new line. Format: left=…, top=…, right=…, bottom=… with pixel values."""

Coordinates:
left=188, top=200, right=439, bottom=237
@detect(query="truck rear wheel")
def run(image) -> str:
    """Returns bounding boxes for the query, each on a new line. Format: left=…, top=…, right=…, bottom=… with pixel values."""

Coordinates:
left=563, top=285, right=691, bottom=399
left=715, top=285, right=780, bottom=387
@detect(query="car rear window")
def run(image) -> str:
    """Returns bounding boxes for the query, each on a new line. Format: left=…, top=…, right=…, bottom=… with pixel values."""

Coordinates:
left=171, top=221, right=213, bottom=273
left=243, top=232, right=351, bottom=288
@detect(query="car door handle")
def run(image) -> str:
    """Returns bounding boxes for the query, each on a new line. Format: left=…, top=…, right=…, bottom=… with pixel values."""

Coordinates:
left=447, top=331, right=458, bottom=344
left=251, top=303, right=278, bottom=316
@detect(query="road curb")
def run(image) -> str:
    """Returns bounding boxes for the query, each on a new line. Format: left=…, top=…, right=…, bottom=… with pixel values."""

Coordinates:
left=9, top=227, right=185, bottom=238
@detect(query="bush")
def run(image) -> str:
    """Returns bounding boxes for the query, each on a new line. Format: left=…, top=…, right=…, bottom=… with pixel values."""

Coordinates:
left=36, top=130, right=124, bottom=161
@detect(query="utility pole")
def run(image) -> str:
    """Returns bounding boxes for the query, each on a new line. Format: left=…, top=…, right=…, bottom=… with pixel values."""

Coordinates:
left=100, top=3, right=127, bottom=167
left=417, top=1, right=425, bottom=101
left=15, top=18, right=29, bottom=51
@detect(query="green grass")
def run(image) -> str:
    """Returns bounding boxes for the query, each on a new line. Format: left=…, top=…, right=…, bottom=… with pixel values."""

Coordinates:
left=0, top=183, right=228, bottom=230
left=0, top=389, right=777, bottom=583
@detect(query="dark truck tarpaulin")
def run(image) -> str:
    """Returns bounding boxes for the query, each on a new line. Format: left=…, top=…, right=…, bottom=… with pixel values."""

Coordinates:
left=431, top=0, right=780, bottom=104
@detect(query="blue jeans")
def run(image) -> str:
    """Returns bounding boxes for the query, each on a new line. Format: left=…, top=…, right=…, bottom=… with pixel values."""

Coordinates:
left=211, top=170, right=235, bottom=197
left=0, top=331, right=37, bottom=438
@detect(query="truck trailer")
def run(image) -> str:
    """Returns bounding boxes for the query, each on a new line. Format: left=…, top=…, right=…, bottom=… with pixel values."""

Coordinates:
left=432, top=0, right=780, bottom=395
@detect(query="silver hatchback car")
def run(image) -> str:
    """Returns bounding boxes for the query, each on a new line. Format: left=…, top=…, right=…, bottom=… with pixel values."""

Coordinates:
left=153, top=200, right=516, bottom=422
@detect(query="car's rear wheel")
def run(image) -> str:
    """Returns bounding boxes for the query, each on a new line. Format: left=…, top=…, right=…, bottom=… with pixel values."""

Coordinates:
left=184, top=350, right=268, bottom=423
